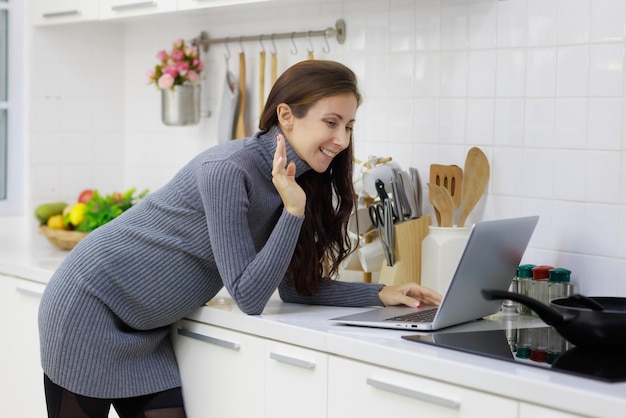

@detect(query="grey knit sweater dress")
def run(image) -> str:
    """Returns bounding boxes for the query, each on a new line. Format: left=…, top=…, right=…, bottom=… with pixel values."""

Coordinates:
left=38, top=125, right=384, bottom=399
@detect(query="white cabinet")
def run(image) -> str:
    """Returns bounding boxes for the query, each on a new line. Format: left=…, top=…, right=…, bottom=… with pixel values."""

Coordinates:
left=99, top=0, right=177, bottom=20
left=172, top=320, right=266, bottom=418
left=172, top=320, right=328, bottom=418
left=30, top=0, right=99, bottom=26
left=265, top=341, right=327, bottom=418
left=0, top=275, right=47, bottom=417
left=327, top=356, right=518, bottom=418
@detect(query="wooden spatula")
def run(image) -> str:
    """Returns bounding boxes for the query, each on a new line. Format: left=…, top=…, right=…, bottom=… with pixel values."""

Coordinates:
left=458, top=147, right=490, bottom=227
left=428, top=183, right=455, bottom=227
left=429, top=164, right=463, bottom=225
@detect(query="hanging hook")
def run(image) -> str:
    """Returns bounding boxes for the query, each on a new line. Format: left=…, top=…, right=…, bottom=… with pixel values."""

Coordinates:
left=224, top=37, right=231, bottom=62
left=322, top=30, right=331, bottom=54
left=290, top=32, right=298, bottom=55
left=307, top=31, right=314, bottom=54
left=270, top=34, right=277, bottom=55
left=259, top=34, right=265, bottom=52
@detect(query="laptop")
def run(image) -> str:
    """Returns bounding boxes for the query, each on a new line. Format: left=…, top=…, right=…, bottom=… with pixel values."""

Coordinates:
left=330, top=216, right=539, bottom=331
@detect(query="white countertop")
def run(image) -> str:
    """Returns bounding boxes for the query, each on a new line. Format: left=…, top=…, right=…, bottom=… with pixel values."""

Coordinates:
left=2, top=215, right=626, bottom=418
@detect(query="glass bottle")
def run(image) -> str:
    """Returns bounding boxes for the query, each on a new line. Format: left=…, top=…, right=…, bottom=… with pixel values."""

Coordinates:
left=516, top=264, right=535, bottom=316
left=548, top=268, right=575, bottom=302
left=530, top=265, right=553, bottom=317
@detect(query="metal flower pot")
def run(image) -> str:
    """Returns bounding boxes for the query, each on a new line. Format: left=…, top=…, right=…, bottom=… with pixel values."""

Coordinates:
left=161, top=84, right=201, bottom=126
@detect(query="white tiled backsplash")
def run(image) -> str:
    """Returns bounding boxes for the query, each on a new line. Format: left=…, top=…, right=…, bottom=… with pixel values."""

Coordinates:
left=27, top=0, right=626, bottom=295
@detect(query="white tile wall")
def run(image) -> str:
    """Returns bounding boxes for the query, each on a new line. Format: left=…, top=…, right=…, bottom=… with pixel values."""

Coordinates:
left=26, top=0, right=626, bottom=295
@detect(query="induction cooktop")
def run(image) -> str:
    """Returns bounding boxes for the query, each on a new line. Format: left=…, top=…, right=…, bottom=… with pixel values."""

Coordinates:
left=402, top=326, right=626, bottom=383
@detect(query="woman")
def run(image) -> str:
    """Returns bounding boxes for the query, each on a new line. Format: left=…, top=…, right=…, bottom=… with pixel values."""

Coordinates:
left=39, top=60, right=441, bottom=418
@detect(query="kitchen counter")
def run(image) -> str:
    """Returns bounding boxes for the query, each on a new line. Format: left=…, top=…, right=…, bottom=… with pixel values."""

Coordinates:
left=2, top=215, right=626, bottom=417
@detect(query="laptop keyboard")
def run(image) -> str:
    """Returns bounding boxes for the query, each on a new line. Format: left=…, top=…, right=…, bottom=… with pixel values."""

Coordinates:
left=385, top=307, right=438, bottom=323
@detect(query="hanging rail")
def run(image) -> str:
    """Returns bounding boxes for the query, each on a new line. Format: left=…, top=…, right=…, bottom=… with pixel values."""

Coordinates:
left=191, top=19, right=346, bottom=53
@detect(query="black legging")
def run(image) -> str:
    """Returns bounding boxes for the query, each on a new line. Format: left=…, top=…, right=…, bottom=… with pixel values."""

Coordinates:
left=44, top=375, right=186, bottom=418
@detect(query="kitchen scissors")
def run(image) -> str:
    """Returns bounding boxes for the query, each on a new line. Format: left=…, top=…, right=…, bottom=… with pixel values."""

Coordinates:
left=368, top=200, right=395, bottom=266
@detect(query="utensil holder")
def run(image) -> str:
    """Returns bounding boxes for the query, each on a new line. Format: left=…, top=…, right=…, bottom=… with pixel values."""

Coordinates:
left=378, top=215, right=431, bottom=286
left=420, top=225, right=471, bottom=294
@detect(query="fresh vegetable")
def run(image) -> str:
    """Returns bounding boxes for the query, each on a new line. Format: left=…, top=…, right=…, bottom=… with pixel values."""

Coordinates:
left=75, top=188, right=149, bottom=232
left=78, top=189, right=94, bottom=203
left=34, top=202, right=68, bottom=225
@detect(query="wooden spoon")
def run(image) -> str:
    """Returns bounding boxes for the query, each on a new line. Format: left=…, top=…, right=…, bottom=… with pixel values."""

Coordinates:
left=428, top=183, right=455, bottom=227
left=457, top=147, right=490, bottom=227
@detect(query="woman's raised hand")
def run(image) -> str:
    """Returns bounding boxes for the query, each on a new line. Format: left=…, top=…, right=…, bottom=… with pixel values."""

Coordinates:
left=272, top=133, right=306, bottom=217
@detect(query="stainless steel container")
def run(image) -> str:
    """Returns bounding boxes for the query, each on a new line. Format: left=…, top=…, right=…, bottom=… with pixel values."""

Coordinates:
left=161, top=85, right=201, bottom=126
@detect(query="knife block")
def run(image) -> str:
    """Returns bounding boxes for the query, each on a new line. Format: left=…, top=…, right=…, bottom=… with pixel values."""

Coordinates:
left=378, top=215, right=431, bottom=287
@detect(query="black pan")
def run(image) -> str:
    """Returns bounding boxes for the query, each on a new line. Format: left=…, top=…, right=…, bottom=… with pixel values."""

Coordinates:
left=482, top=289, right=626, bottom=350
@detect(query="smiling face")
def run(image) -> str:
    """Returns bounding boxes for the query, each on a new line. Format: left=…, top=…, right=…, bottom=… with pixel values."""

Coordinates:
left=277, top=93, right=357, bottom=173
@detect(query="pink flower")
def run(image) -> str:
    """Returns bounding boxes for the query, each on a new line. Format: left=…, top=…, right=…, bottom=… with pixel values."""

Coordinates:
left=192, top=59, right=204, bottom=71
left=145, top=70, right=156, bottom=83
left=162, top=66, right=179, bottom=78
left=171, top=49, right=184, bottom=61
left=157, top=73, right=175, bottom=89
left=185, top=45, right=198, bottom=57
left=173, top=38, right=184, bottom=49
left=156, top=50, right=168, bottom=62
left=175, top=61, right=190, bottom=73
left=187, top=70, right=199, bottom=83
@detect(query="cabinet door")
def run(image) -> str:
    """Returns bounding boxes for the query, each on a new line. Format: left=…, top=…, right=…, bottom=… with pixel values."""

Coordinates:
left=31, top=0, right=99, bottom=26
left=99, top=0, right=177, bottom=20
left=0, top=276, right=47, bottom=417
left=265, top=341, right=327, bottom=418
left=177, top=0, right=269, bottom=11
left=328, top=356, right=517, bottom=418
left=172, top=320, right=266, bottom=418
left=519, top=402, right=585, bottom=418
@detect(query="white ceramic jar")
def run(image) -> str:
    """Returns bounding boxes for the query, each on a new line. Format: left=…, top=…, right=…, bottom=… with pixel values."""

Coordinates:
left=420, top=226, right=470, bottom=295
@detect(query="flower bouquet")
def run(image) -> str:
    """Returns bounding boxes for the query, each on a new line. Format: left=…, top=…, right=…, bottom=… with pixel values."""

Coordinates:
left=147, top=38, right=204, bottom=90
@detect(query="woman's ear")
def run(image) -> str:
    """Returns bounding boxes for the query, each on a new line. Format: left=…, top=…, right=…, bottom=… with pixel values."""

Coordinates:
left=277, top=103, right=293, bottom=131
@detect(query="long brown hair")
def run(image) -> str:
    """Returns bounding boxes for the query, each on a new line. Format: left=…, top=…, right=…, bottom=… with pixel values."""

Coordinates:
left=259, top=60, right=362, bottom=296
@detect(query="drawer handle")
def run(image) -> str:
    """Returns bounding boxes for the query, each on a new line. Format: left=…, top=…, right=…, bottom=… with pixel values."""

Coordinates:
left=366, top=378, right=460, bottom=410
left=111, top=1, right=157, bottom=11
left=269, top=352, right=316, bottom=370
left=177, top=328, right=240, bottom=351
left=42, top=10, right=80, bottom=18
left=16, top=286, right=45, bottom=298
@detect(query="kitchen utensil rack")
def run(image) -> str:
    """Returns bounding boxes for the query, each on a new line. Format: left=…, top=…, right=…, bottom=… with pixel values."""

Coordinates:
left=191, top=19, right=346, bottom=53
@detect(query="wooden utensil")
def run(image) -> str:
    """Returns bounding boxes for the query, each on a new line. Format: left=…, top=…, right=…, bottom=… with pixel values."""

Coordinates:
left=271, top=52, right=278, bottom=85
left=429, top=164, right=463, bottom=225
left=457, top=147, right=490, bottom=227
left=259, top=48, right=266, bottom=111
left=235, top=51, right=246, bottom=139
left=428, top=183, right=455, bottom=227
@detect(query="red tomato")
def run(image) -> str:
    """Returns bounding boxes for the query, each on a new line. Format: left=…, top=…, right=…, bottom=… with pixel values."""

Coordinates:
left=78, top=189, right=94, bottom=203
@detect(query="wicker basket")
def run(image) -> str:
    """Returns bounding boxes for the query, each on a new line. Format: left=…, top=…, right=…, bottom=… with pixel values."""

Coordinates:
left=39, top=225, right=89, bottom=251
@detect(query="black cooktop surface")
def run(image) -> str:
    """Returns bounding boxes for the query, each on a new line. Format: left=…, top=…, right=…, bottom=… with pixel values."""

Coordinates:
left=402, top=327, right=626, bottom=383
